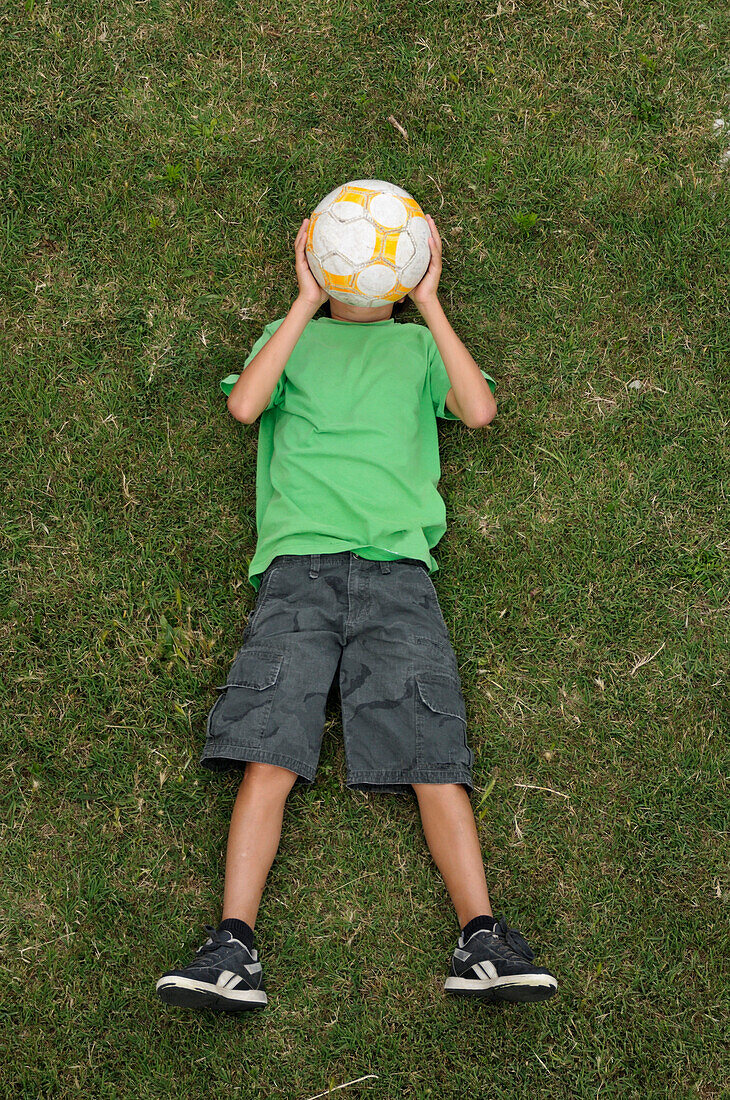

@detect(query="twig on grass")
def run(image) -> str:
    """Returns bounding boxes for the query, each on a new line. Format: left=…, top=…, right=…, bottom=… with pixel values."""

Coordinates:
left=303, top=1075, right=379, bottom=1100
left=534, top=1052, right=552, bottom=1075
left=389, top=927, right=426, bottom=954
left=514, top=782, right=569, bottom=799
left=630, top=641, right=666, bottom=676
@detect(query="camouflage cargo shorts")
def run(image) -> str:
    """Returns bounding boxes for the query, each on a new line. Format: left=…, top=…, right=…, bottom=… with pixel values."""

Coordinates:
left=200, top=551, right=474, bottom=795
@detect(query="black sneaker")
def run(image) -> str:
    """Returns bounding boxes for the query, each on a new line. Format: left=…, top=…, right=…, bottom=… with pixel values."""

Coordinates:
left=156, top=925, right=267, bottom=1012
left=444, top=916, right=557, bottom=1003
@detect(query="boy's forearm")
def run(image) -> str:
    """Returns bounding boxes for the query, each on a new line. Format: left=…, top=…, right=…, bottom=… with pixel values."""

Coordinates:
left=416, top=297, right=497, bottom=427
left=227, top=297, right=318, bottom=422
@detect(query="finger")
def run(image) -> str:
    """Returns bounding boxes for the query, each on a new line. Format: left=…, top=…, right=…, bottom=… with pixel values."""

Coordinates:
left=427, top=215, right=442, bottom=247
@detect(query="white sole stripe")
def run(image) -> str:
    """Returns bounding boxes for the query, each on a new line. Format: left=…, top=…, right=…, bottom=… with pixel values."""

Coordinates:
left=156, top=976, right=267, bottom=1004
left=445, top=973, right=557, bottom=992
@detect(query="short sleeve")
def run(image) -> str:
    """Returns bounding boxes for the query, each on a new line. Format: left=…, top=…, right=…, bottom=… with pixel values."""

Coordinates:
left=219, top=319, right=287, bottom=410
left=426, top=330, right=496, bottom=420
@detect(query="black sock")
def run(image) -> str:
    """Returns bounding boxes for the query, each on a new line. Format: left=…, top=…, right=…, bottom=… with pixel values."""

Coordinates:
left=217, top=917, right=255, bottom=951
left=462, top=913, right=497, bottom=941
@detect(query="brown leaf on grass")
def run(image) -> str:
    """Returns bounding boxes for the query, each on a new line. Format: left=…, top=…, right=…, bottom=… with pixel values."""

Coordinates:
left=387, top=115, right=409, bottom=141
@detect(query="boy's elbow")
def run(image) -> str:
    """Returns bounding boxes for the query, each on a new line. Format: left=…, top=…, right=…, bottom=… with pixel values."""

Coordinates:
left=482, top=402, right=498, bottom=426
left=467, top=398, right=497, bottom=428
left=227, top=398, right=258, bottom=423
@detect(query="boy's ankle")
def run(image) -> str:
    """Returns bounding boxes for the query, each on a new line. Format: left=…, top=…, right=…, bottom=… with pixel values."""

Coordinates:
left=461, top=913, right=497, bottom=940
left=218, top=917, right=255, bottom=951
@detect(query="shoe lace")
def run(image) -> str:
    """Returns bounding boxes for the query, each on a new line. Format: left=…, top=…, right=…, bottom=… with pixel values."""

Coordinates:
left=195, top=925, right=231, bottom=958
left=493, top=917, right=535, bottom=962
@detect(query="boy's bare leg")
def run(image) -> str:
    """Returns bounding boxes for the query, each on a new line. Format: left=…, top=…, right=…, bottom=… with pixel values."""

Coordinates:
left=411, top=782, right=493, bottom=927
left=221, top=761, right=299, bottom=927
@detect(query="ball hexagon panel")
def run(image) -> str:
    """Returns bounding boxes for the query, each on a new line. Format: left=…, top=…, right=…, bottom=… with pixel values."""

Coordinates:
left=394, top=229, right=416, bottom=269
left=368, top=193, right=409, bottom=230
left=330, top=200, right=367, bottom=223
left=322, top=251, right=360, bottom=277
left=332, top=217, right=378, bottom=267
left=356, top=264, right=398, bottom=297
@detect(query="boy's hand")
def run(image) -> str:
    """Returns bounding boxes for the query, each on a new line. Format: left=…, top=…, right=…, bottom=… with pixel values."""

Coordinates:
left=295, top=218, right=328, bottom=311
left=407, top=214, right=442, bottom=308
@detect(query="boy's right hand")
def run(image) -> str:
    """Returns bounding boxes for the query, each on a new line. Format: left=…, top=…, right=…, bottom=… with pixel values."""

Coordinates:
left=295, top=218, right=328, bottom=311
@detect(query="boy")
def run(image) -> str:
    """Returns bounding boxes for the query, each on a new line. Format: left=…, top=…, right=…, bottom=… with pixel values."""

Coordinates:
left=156, top=212, right=558, bottom=1012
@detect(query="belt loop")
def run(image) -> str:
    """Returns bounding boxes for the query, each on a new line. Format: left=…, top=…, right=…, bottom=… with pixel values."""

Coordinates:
left=379, top=560, right=391, bottom=574
left=309, top=554, right=320, bottom=579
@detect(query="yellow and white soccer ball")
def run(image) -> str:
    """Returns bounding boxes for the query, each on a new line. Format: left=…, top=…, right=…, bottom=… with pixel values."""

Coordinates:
left=305, top=179, right=431, bottom=307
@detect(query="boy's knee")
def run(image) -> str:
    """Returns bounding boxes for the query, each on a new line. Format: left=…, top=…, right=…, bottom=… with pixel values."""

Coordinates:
left=242, top=761, right=300, bottom=793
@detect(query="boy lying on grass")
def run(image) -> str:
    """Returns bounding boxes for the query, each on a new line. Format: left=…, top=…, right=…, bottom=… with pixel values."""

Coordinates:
left=157, top=210, right=558, bottom=1012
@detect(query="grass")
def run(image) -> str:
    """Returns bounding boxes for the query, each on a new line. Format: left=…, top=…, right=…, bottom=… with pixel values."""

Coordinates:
left=1, top=0, right=728, bottom=1097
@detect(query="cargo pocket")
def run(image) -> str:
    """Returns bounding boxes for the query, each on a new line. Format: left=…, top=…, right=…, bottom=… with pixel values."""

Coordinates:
left=414, top=670, right=470, bottom=767
left=207, top=647, right=285, bottom=743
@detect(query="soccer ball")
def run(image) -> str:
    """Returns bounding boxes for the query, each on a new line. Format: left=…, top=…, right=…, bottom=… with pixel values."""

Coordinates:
left=305, top=179, right=431, bottom=307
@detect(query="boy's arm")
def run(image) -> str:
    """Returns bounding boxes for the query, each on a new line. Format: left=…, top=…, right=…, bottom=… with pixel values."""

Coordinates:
left=418, top=298, right=497, bottom=428
left=227, top=218, right=327, bottom=423
left=226, top=297, right=317, bottom=422
left=409, top=214, right=497, bottom=429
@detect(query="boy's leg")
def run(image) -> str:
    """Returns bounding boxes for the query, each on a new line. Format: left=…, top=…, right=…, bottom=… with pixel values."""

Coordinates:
left=221, top=761, right=300, bottom=928
left=410, top=782, right=492, bottom=927
left=412, top=781, right=558, bottom=1001
left=156, top=760, right=298, bottom=1012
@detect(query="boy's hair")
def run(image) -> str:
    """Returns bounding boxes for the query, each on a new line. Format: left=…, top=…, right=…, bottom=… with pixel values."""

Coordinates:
left=319, top=297, right=411, bottom=320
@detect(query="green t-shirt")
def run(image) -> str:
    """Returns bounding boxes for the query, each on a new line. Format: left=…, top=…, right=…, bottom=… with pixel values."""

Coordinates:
left=220, top=316, right=496, bottom=591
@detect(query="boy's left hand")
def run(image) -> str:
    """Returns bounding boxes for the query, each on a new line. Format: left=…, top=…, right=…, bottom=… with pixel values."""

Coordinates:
left=407, top=214, right=442, bottom=307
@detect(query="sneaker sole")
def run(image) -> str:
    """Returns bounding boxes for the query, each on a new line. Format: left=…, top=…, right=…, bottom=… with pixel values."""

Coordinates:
left=156, top=976, right=268, bottom=1012
left=444, top=974, right=557, bottom=1003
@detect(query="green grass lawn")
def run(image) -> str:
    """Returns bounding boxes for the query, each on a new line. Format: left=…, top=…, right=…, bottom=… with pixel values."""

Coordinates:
left=2, top=0, right=728, bottom=1096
